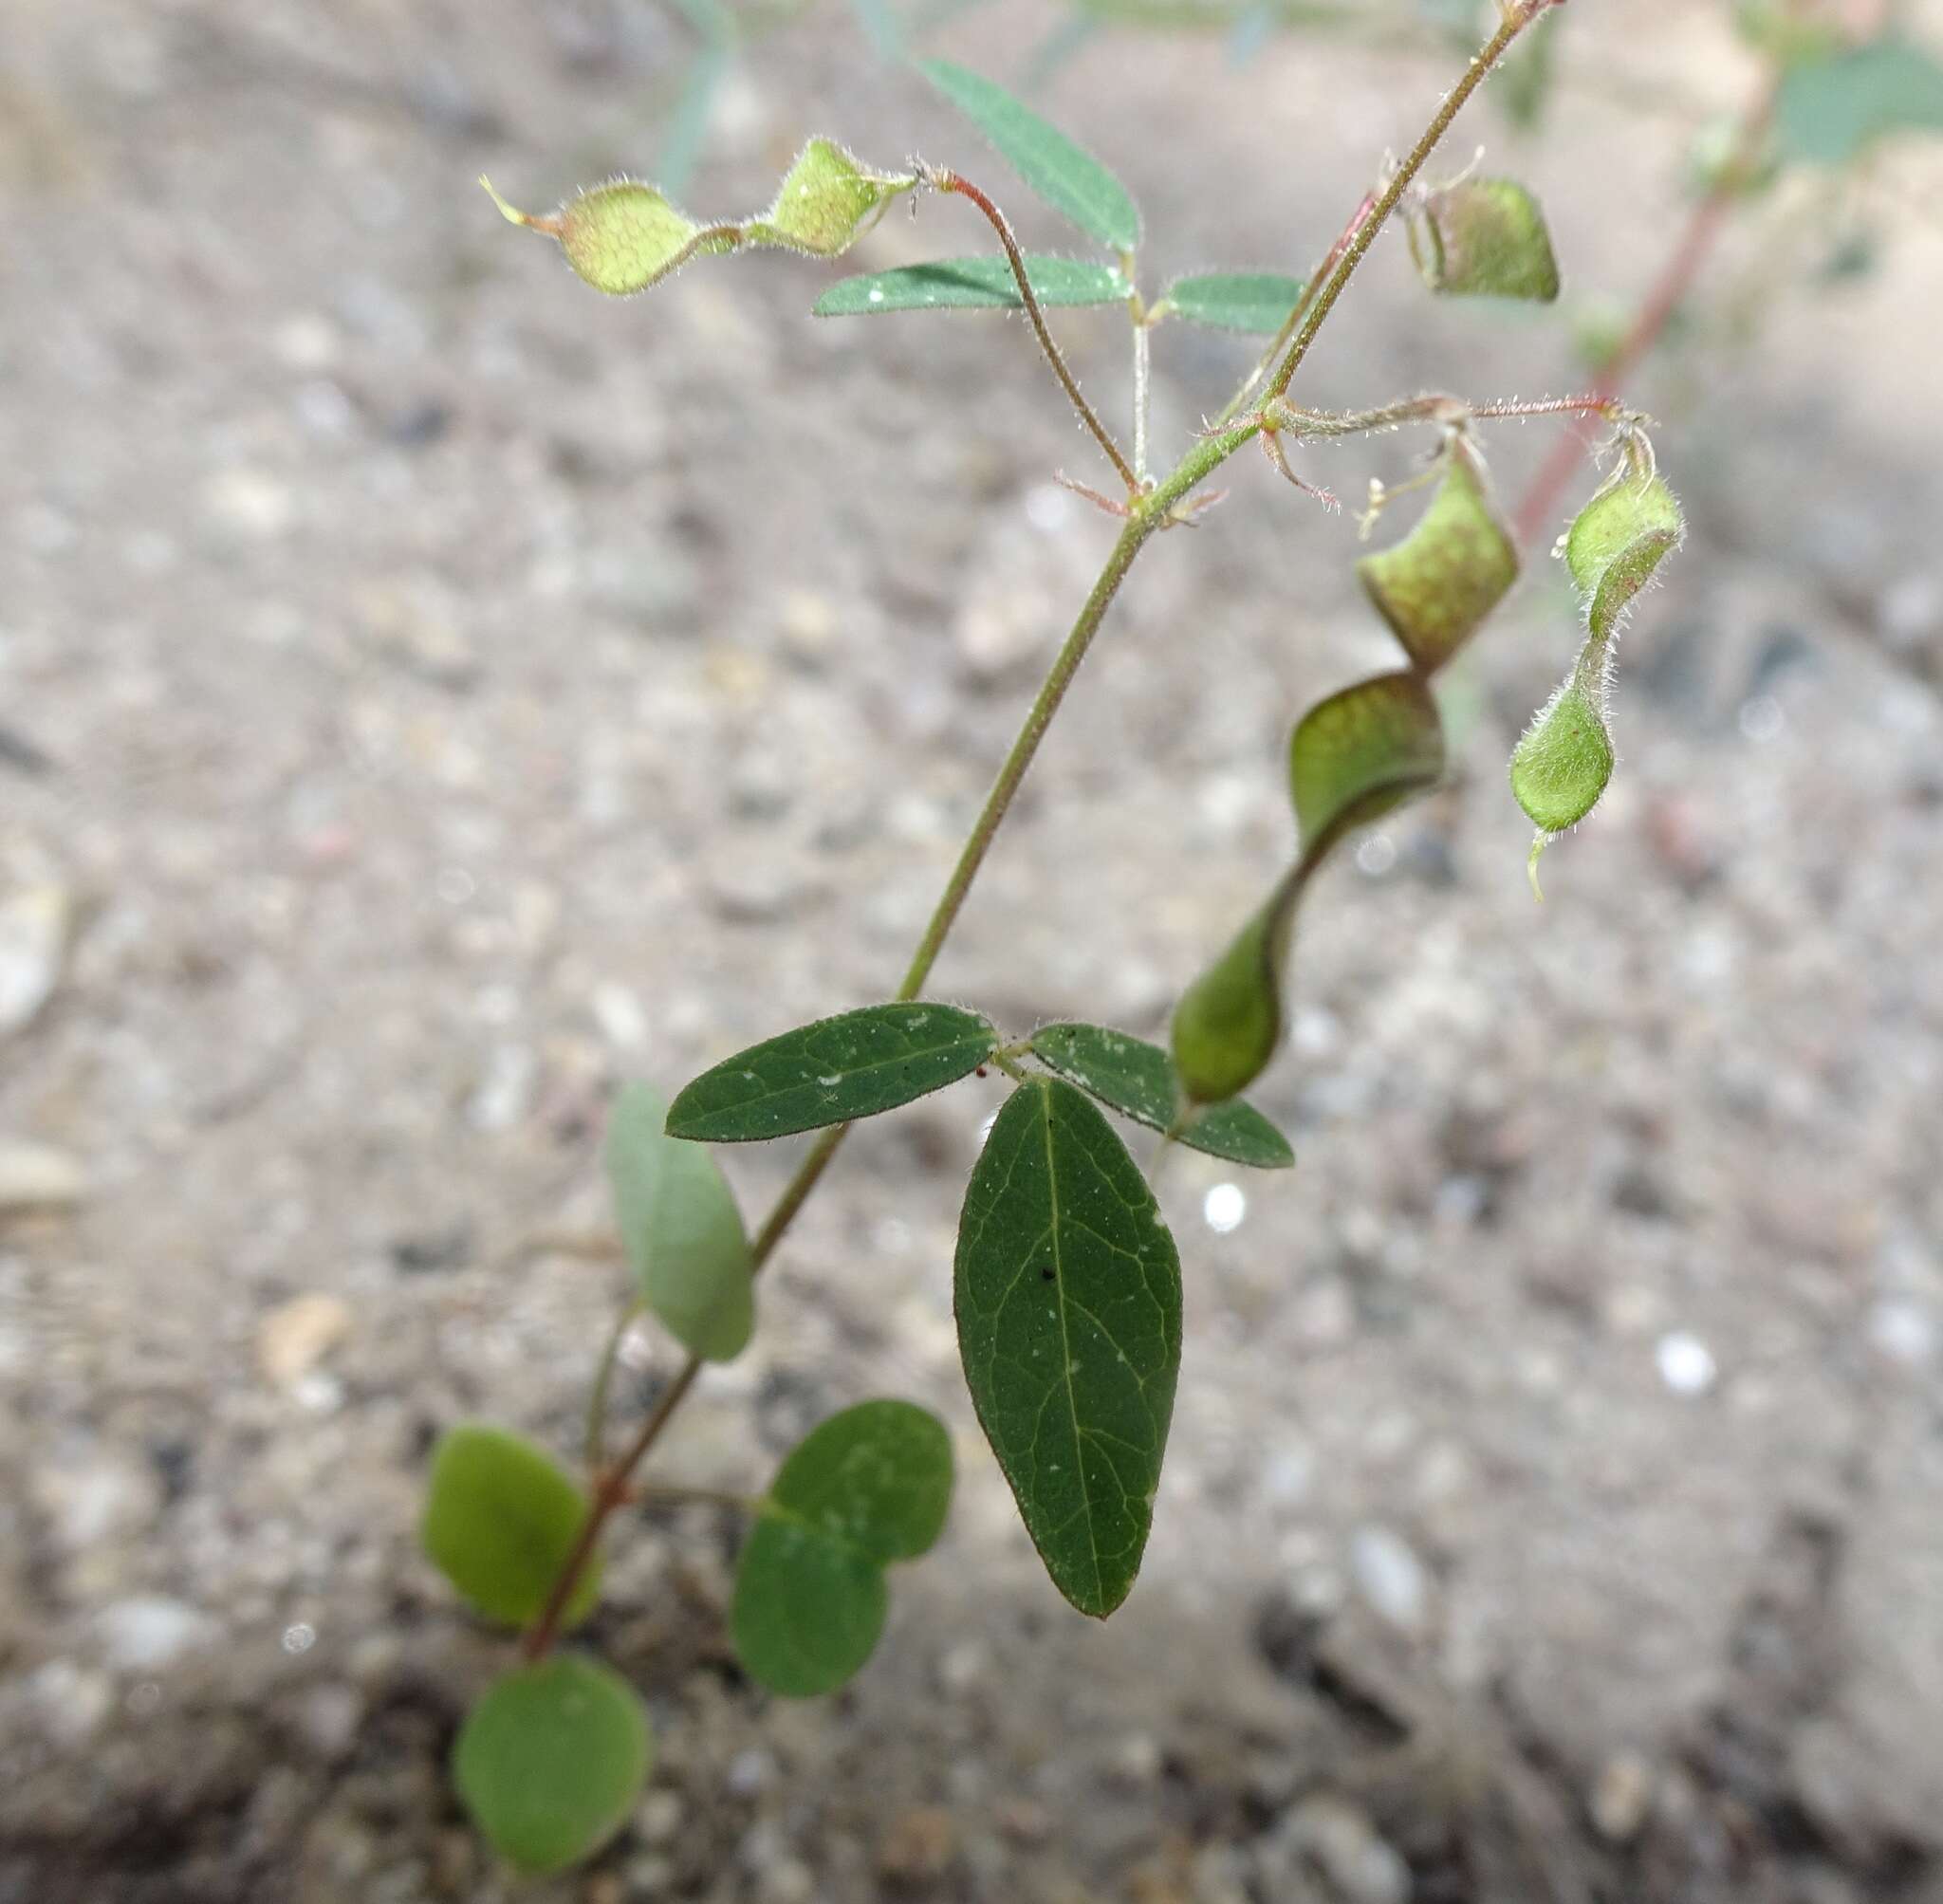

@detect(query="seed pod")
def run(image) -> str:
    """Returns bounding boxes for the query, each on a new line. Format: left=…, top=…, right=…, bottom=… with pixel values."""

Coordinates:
left=1565, top=470, right=1685, bottom=643
left=746, top=139, right=916, bottom=256
left=1290, top=670, right=1447, bottom=857
left=482, top=176, right=736, bottom=296
left=1171, top=880, right=1297, bottom=1108
left=1356, top=436, right=1519, bottom=675
left=1509, top=674, right=1614, bottom=835
left=1409, top=177, right=1561, bottom=303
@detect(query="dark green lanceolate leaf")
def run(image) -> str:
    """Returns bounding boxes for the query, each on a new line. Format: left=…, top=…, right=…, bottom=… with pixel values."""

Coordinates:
left=731, top=1399, right=953, bottom=1696
left=1030, top=1022, right=1292, bottom=1169
left=420, top=1426, right=601, bottom=1630
left=920, top=59, right=1141, bottom=251
left=1776, top=38, right=1943, bottom=166
left=1163, top=271, right=1309, bottom=334
left=1174, top=673, right=1446, bottom=1105
left=454, top=1656, right=651, bottom=1875
left=668, top=1003, right=997, bottom=1142
left=1408, top=178, right=1561, bottom=302
left=815, top=255, right=1130, bottom=317
left=745, top=139, right=916, bottom=255
left=1290, top=671, right=1447, bottom=857
left=1357, top=439, right=1519, bottom=674
left=955, top=1078, right=1182, bottom=1617
left=1564, top=471, right=1685, bottom=645
left=605, top=1083, right=753, bottom=1362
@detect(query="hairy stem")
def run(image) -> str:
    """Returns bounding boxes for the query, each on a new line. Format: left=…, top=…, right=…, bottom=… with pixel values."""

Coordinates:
left=1512, top=73, right=1779, bottom=545
left=933, top=170, right=1141, bottom=494
left=1261, top=0, right=1552, bottom=408
left=520, top=7, right=1535, bottom=1663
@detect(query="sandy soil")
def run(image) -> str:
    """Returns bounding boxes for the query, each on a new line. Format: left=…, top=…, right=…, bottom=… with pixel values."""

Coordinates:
left=5, top=2, right=1943, bottom=1899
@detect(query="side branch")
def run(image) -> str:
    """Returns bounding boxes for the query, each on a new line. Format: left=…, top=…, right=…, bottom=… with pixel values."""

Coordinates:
left=927, top=167, right=1141, bottom=495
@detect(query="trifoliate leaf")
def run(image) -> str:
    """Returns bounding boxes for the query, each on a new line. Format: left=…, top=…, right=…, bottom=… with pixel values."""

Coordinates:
left=1163, top=271, right=1309, bottom=334
left=420, top=1425, right=601, bottom=1630
left=920, top=59, right=1141, bottom=250
left=1029, top=1022, right=1293, bottom=1169
left=955, top=1079, right=1181, bottom=1617
left=745, top=139, right=916, bottom=256
left=454, top=1656, right=651, bottom=1875
left=731, top=1399, right=953, bottom=1696
left=1357, top=437, right=1519, bottom=674
left=666, top=1003, right=997, bottom=1142
left=605, top=1083, right=753, bottom=1363
left=815, top=255, right=1130, bottom=316
left=1409, top=177, right=1561, bottom=302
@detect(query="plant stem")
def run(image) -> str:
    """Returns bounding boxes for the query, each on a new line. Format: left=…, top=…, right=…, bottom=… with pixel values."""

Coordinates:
left=1510, top=73, right=1779, bottom=546
left=519, top=7, right=1537, bottom=1663
left=1260, top=1, right=1548, bottom=408
left=933, top=170, right=1140, bottom=494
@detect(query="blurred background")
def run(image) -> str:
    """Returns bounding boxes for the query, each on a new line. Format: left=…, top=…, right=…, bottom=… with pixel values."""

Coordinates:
left=4, top=1, right=1943, bottom=1899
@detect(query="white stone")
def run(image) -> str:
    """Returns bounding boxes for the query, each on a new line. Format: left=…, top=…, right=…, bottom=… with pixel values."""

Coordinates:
left=0, top=883, right=69, bottom=1039
left=1349, top=1524, right=1430, bottom=1636
left=98, top=1595, right=218, bottom=1670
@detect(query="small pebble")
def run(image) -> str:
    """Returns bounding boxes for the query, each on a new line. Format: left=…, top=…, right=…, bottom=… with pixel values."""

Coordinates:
left=1590, top=1748, right=1655, bottom=1842
left=0, top=882, right=70, bottom=1039
left=0, top=1141, right=86, bottom=1212
left=1348, top=1525, right=1430, bottom=1636
left=1656, top=1330, right=1717, bottom=1396
left=98, top=1595, right=218, bottom=1670
left=878, top=1805, right=956, bottom=1880
left=257, top=1293, right=353, bottom=1388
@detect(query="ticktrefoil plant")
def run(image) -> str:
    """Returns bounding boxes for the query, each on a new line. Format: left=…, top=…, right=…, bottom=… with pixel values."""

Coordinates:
left=426, top=1, right=1692, bottom=1873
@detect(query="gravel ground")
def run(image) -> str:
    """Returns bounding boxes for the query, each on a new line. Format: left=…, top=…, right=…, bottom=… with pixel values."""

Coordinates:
left=5, top=3, right=1943, bottom=1900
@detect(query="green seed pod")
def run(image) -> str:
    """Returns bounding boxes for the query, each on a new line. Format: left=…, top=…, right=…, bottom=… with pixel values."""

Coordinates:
left=1289, top=670, right=1447, bottom=857
left=1356, top=437, right=1519, bottom=675
left=746, top=139, right=916, bottom=257
left=1509, top=674, right=1614, bottom=835
left=1409, top=177, right=1561, bottom=303
left=1171, top=883, right=1297, bottom=1108
left=482, top=176, right=736, bottom=296
left=1565, top=470, right=1685, bottom=643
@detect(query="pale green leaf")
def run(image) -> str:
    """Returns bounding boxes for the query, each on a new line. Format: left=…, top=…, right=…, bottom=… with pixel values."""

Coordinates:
left=919, top=59, right=1140, bottom=250
left=420, top=1425, right=601, bottom=1631
left=1164, top=271, right=1308, bottom=333
left=731, top=1399, right=953, bottom=1697
left=605, top=1083, right=753, bottom=1362
left=1777, top=38, right=1943, bottom=165
left=955, top=1078, right=1182, bottom=1617
left=1030, top=1022, right=1293, bottom=1169
left=454, top=1656, right=651, bottom=1875
left=666, top=1003, right=997, bottom=1141
left=1357, top=437, right=1519, bottom=674
left=815, top=254, right=1130, bottom=315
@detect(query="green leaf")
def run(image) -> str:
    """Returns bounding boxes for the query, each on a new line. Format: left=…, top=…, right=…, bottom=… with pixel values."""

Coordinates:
left=1776, top=38, right=1943, bottom=165
left=1163, top=271, right=1308, bottom=334
left=731, top=1399, right=953, bottom=1696
left=666, top=1002, right=997, bottom=1142
left=1564, top=471, right=1685, bottom=644
left=1497, top=8, right=1561, bottom=132
left=919, top=58, right=1141, bottom=250
left=1289, top=670, right=1447, bottom=857
left=732, top=1517, right=888, bottom=1698
left=955, top=1078, right=1182, bottom=1617
left=420, top=1426, right=601, bottom=1631
left=1169, top=878, right=1298, bottom=1108
left=1509, top=675, right=1614, bottom=835
left=815, top=254, right=1131, bottom=315
left=454, top=1656, right=652, bottom=1876
left=1030, top=1022, right=1293, bottom=1169
left=745, top=138, right=916, bottom=256
left=1408, top=177, right=1560, bottom=302
left=605, top=1083, right=753, bottom=1362
left=1357, top=437, right=1519, bottom=674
